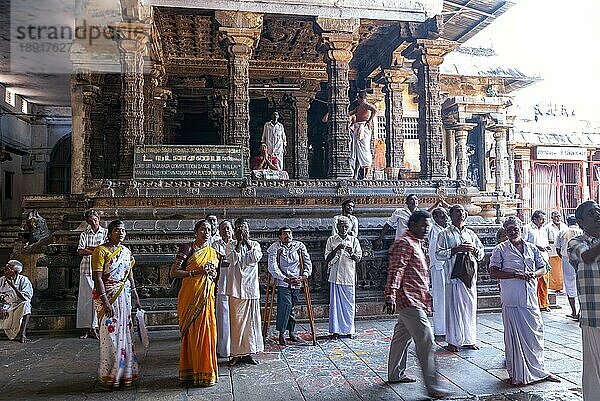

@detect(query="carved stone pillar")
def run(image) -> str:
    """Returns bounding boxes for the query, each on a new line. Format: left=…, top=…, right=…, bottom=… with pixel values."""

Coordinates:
left=507, top=141, right=516, bottom=193
left=163, top=94, right=179, bottom=145
left=110, top=21, right=150, bottom=178
left=446, top=128, right=456, bottom=179
left=382, top=69, right=410, bottom=179
left=143, top=77, right=156, bottom=144
left=70, top=77, right=99, bottom=194
left=216, top=11, right=263, bottom=171
left=316, top=18, right=359, bottom=179
left=405, top=39, right=457, bottom=179
left=452, top=123, right=476, bottom=182
left=294, top=94, right=311, bottom=179
left=490, top=125, right=509, bottom=193
left=152, top=87, right=170, bottom=145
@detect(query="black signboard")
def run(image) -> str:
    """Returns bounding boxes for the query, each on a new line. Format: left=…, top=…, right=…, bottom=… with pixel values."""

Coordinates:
left=134, top=145, right=244, bottom=179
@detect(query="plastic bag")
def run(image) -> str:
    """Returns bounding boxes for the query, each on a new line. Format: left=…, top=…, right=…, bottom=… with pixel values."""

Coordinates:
left=136, top=309, right=150, bottom=348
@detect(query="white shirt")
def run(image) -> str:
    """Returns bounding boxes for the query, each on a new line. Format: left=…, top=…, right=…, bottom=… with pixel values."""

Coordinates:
left=545, top=222, right=568, bottom=257
left=262, top=121, right=286, bottom=168
left=522, top=222, right=550, bottom=262
left=325, top=234, right=362, bottom=286
left=0, top=274, right=33, bottom=315
left=555, top=225, right=583, bottom=258
left=386, top=208, right=412, bottom=239
left=331, top=214, right=359, bottom=237
left=77, top=225, right=108, bottom=276
left=267, top=240, right=312, bottom=288
left=212, top=238, right=231, bottom=295
left=427, top=223, right=445, bottom=270
left=225, top=240, right=263, bottom=300
left=435, top=224, right=485, bottom=285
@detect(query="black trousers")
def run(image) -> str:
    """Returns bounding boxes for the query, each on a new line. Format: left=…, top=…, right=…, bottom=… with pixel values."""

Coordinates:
left=276, top=286, right=300, bottom=333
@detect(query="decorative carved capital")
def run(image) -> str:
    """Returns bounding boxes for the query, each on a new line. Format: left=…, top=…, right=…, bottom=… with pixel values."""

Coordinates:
left=381, top=68, right=412, bottom=90
left=488, top=124, right=511, bottom=138
left=109, top=21, right=151, bottom=55
left=315, top=18, right=360, bottom=34
left=404, top=39, right=458, bottom=68
left=214, top=11, right=263, bottom=30
left=216, top=11, right=263, bottom=59
left=80, top=85, right=100, bottom=104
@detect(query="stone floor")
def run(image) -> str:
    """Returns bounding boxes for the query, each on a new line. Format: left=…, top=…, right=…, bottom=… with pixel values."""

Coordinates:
left=0, top=294, right=584, bottom=401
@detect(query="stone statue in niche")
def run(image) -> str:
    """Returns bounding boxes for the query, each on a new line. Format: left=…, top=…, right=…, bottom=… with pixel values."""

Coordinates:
left=20, top=210, right=51, bottom=247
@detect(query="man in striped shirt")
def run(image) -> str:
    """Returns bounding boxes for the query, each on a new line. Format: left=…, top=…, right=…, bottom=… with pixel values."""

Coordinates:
left=384, top=210, right=452, bottom=399
left=568, top=200, right=600, bottom=400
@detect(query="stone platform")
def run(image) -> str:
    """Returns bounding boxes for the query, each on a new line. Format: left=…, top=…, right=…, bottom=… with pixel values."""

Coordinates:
left=0, top=295, right=583, bottom=401
left=17, top=179, right=521, bottom=332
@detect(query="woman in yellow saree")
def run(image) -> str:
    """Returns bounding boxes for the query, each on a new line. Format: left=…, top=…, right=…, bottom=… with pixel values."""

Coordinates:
left=92, top=220, right=141, bottom=389
left=170, top=219, right=219, bottom=387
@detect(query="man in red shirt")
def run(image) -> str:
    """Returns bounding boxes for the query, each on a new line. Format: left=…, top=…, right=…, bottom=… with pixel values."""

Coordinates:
left=384, top=210, right=452, bottom=399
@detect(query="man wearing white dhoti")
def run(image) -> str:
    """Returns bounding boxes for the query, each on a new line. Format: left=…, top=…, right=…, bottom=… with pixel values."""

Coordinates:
left=76, top=210, right=107, bottom=339
left=348, top=91, right=377, bottom=180
left=435, top=204, right=484, bottom=352
left=0, top=260, right=33, bottom=342
left=212, top=220, right=234, bottom=357
left=325, top=216, right=362, bottom=338
left=490, top=217, right=561, bottom=385
left=568, top=200, right=600, bottom=401
left=225, top=218, right=264, bottom=366
left=331, top=199, right=359, bottom=237
left=262, top=112, right=286, bottom=170
left=428, top=208, right=449, bottom=339
left=267, top=227, right=312, bottom=345
left=556, top=214, right=582, bottom=320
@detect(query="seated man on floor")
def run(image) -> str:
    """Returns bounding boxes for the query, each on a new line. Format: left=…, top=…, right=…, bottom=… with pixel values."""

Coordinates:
left=251, top=143, right=289, bottom=180
left=0, top=260, right=33, bottom=342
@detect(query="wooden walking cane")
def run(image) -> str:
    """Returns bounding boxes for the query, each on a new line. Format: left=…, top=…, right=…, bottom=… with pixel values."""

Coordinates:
left=298, top=250, right=317, bottom=346
left=262, top=271, right=276, bottom=339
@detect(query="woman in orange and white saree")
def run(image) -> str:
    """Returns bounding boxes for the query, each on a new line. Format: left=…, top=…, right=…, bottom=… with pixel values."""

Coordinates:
left=170, top=219, right=219, bottom=387
left=92, top=220, right=141, bottom=389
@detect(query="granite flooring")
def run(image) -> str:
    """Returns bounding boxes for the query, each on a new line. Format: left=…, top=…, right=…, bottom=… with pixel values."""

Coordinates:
left=0, top=294, right=583, bottom=401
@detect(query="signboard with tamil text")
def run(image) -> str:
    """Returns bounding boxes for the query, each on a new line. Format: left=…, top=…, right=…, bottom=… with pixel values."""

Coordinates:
left=534, top=146, right=587, bottom=161
left=134, top=145, right=244, bottom=179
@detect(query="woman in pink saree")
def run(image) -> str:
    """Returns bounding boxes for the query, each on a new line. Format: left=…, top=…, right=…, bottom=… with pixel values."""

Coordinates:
left=92, top=220, right=141, bottom=389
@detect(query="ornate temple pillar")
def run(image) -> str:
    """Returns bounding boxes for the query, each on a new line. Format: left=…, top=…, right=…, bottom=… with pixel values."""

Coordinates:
left=70, top=78, right=99, bottom=194
left=446, top=128, right=456, bottom=179
left=405, top=39, right=457, bottom=179
left=316, top=18, right=359, bottom=179
left=110, top=21, right=150, bottom=178
left=216, top=11, right=263, bottom=170
left=382, top=69, right=411, bottom=179
left=151, top=87, right=170, bottom=145
left=294, top=94, right=312, bottom=179
left=507, top=137, right=516, bottom=193
left=489, top=124, right=509, bottom=193
left=451, top=123, right=476, bottom=182
left=163, top=94, right=179, bottom=145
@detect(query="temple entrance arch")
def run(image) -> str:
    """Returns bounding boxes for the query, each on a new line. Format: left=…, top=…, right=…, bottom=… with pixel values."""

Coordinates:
left=47, top=134, right=71, bottom=194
